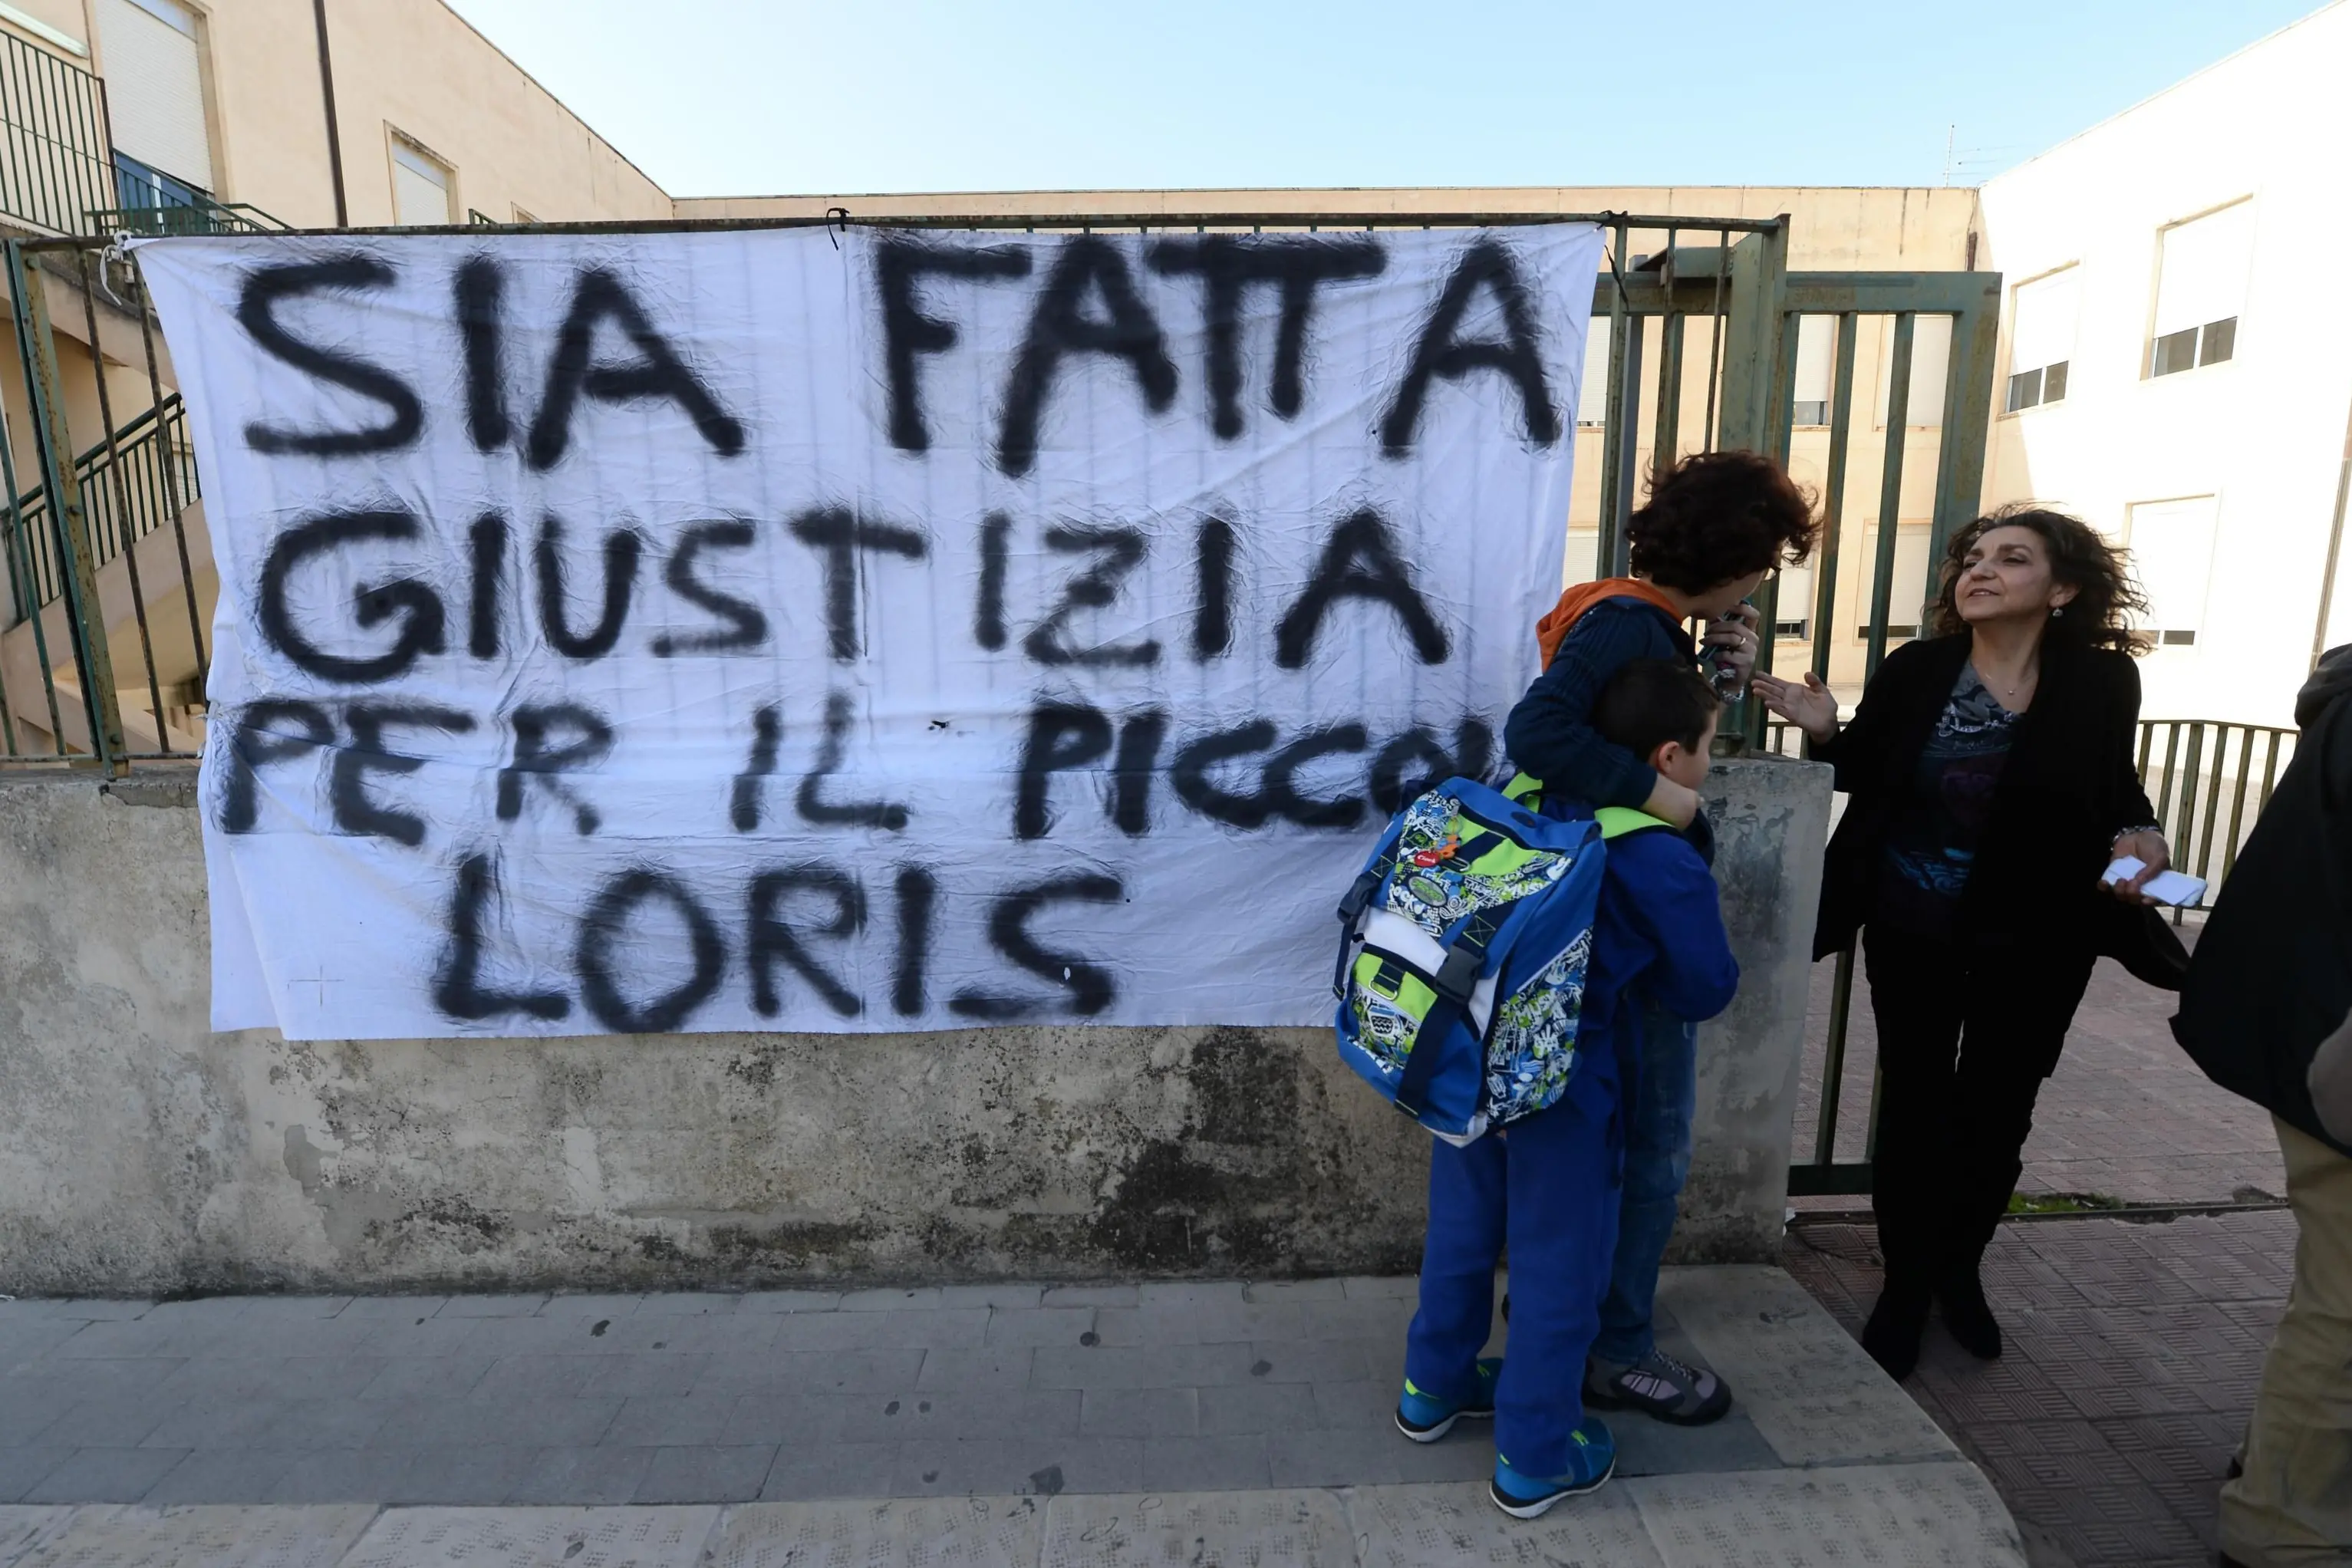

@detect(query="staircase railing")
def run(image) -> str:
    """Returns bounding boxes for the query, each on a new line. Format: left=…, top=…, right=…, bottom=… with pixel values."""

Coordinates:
left=3, top=392, right=199, bottom=621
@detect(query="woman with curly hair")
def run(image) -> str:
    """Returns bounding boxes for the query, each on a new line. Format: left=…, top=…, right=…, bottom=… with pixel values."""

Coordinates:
left=1500, top=450, right=1816, bottom=1434
left=1754, top=506, right=2183, bottom=1379
left=1509, top=450, right=1819, bottom=830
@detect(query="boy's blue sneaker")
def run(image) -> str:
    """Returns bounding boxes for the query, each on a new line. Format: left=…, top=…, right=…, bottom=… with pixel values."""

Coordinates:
left=1488, top=1419, right=1616, bottom=1518
left=1394, top=1356, right=1500, bottom=1442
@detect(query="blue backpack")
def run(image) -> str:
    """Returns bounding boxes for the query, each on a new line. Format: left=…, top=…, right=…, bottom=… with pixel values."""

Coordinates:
left=1331, top=775, right=1660, bottom=1144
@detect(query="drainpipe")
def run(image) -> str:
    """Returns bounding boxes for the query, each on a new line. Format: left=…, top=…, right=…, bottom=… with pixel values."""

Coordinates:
left=311, top=0, right=348, bottom=227
left=2314, top=387, right=2352, bottom=669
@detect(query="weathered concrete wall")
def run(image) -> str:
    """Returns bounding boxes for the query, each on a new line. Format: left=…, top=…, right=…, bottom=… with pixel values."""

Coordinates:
left=0, top=756, right=1830, bottom=1294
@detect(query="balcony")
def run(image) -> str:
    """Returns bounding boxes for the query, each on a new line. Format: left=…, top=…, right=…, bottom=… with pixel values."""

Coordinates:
left=0, top=28, right=114, bottom=236
left=86, top=193, right=290, bottom=238
left=0, top=33, right=285, bottom=239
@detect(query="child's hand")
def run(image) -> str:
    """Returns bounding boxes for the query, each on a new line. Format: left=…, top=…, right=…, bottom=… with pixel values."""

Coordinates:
left=1750, top=670, right=1840, bottom=743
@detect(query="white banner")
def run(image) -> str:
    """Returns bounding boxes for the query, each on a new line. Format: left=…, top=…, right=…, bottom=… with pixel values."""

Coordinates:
left=137, top=224, right=1599, bottom=1040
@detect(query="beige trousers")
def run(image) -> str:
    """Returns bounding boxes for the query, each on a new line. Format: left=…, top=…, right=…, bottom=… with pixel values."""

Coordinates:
left=2222, top=1117, right=2352, bottom=1565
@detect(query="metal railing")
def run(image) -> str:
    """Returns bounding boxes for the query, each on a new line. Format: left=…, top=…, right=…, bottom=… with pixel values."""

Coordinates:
left=0, top=31, right=111, bottom=237
left=86, top=200, right=288, bottom=239
left=4, top=391, right=197, bottom=618
left=0, top=241, right=209, bottom=766
left=1789, top=716, right=2299, bottom=1195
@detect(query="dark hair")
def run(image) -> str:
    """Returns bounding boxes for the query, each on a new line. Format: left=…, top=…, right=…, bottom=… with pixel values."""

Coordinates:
left=1626, top=450, right=1819, bottom=593
left=1594, top=658, right=1719, bottom=762
left=1930, top=505, right=2150, bottom=654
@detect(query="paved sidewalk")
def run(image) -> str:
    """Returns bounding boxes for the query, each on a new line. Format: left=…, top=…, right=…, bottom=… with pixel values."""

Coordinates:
left=0, top=1267, right=2027, bottom=1564
left=1796, top=947, right=2288, bottom=1206
left=1787, top=1209, right=2294, bottom=1568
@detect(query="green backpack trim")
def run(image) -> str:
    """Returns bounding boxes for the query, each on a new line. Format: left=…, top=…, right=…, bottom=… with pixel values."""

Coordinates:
left=1594, top=805, right=1672, bottom=839
left=1503, top=775, right=1675, bottom=842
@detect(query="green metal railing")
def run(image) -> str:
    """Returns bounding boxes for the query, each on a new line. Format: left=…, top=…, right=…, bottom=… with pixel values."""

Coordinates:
left=1788, top=716, right=2298, bottom=1196
left=3, top=392, right=198, bottom=621
left=0, top=31, right=112, bottom=237
left=85, top=199, right=288, bottom=238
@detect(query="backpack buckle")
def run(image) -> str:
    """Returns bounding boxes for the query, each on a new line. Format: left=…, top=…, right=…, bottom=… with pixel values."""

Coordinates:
left=1431, top=942, right=1482, bottom=1004
left=1336, top=865, right=1386, bottom=925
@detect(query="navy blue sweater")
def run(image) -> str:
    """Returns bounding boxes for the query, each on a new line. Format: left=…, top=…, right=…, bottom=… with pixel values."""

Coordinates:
left=1504, top=598, right=1697, bottom=812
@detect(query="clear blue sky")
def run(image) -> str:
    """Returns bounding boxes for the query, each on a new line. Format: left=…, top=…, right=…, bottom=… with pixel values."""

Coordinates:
left=443, top=0, right=2328, bottom=198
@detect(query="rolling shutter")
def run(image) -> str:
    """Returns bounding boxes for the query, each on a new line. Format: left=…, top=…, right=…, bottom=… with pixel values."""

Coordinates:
left=96, top=0, right=210, bottom=189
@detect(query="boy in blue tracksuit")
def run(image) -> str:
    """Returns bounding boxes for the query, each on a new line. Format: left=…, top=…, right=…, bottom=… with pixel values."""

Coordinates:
left=1398, top=660, right=1741, bottom=1519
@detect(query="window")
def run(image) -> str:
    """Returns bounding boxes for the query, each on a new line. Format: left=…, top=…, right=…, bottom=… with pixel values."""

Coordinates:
left=1876, top=316, right=1952, bottom=427
left=1576, top=315, right=1612, bottom=426
left=1853, top=525, right=1933, bottom=638
left=2006, top=268, right=2077, bottom=413
left=2149, top=203, right=2250, bottom=378
left=1772, top=562, right=1813, bottom=638
left=1790, top=317, right=1834, bottom=427
left=390, top=137, right=453, bottom=227
left=2126, top=496, right=2219, bottom=645
left=114, top=150, right=204, bottom=212
left=97, top=0, right=211, bottom=193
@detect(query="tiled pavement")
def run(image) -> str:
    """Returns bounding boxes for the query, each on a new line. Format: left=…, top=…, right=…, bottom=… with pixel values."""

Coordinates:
left=1797, top=942, right=2289, bottom=1207
left=0, top=1269, right=2027, bottom=1563
left=1786, top=1209, right=2294, bottom=1568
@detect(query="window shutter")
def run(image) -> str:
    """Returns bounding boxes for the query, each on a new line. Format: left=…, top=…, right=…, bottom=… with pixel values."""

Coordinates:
left=2154, top=204, right=2252, bottom=338
left=96, top=0, right=209, bottom=191
left=391, top=141, right=451, bottom=226
left=2126, top=496, right=2220, bottom=638
left=1577, top=315, right=1610, bottom=426
left=2011, top=269, right=2078, bottom=377
left=1791, top=316, right=1834, bottom=410
left=1876, top=317, right=1953, bottom=428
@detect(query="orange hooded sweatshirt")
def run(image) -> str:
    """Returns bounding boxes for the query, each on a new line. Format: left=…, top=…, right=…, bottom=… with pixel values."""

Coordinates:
left=1534, top=578, right=1685, bottom=670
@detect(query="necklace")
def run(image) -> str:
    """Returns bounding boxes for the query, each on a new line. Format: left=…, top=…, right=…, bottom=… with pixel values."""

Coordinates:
left=1973, top=658, right=2034, bottom=704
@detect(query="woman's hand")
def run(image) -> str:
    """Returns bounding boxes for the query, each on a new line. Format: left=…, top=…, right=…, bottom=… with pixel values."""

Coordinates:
left=2106, top=829, right=2172, bottom=904
left=1750, top=670, right=1841, bottom=744
left=1702, top=602, right=1764, bottom=693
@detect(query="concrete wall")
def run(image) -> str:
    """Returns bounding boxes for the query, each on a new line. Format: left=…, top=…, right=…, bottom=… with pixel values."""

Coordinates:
left=0, top=756, right=1828, bottom=1296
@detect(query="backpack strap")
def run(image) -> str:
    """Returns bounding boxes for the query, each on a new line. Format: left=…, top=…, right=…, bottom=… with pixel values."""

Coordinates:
left=1390, top=902, right=1510, bottom=1121
left=1595, top=805, right=1674, bottom=840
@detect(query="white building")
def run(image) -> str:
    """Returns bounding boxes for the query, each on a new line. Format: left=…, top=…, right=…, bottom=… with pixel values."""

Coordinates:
left=1978, top=1, right=2352, bottom=725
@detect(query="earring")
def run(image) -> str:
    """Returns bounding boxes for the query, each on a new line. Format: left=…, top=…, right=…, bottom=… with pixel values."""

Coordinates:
left=2051, top=605, right=2065, bottom=618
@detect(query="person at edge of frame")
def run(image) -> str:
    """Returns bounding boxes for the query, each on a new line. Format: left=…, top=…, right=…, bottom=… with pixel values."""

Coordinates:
left=2169, top=643, right=2352, bottom=1568
left=1501, top=450, right=1819, bottom=1427
left=1752, top=504, right=2184, bottom=1381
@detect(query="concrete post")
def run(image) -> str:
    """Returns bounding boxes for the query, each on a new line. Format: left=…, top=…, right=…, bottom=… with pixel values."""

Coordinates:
left=1676, top=754, right=1836, bottom=1262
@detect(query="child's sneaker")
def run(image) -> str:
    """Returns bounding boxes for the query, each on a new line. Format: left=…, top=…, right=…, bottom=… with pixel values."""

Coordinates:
left=1584, top=1348, right=1733, bottom=1425
left=1488, top=1419, right=1616, bottom=1518
left=1394, top=1356, right=1500, bottom=1442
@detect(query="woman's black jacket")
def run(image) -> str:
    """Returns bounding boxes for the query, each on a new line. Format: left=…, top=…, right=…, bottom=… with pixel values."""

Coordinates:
left=1809, top=631, right=2186, bottom=986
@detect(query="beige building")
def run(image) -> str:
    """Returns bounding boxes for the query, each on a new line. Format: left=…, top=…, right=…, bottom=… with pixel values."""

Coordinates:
left=0, top=0, right=667, bottom=232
